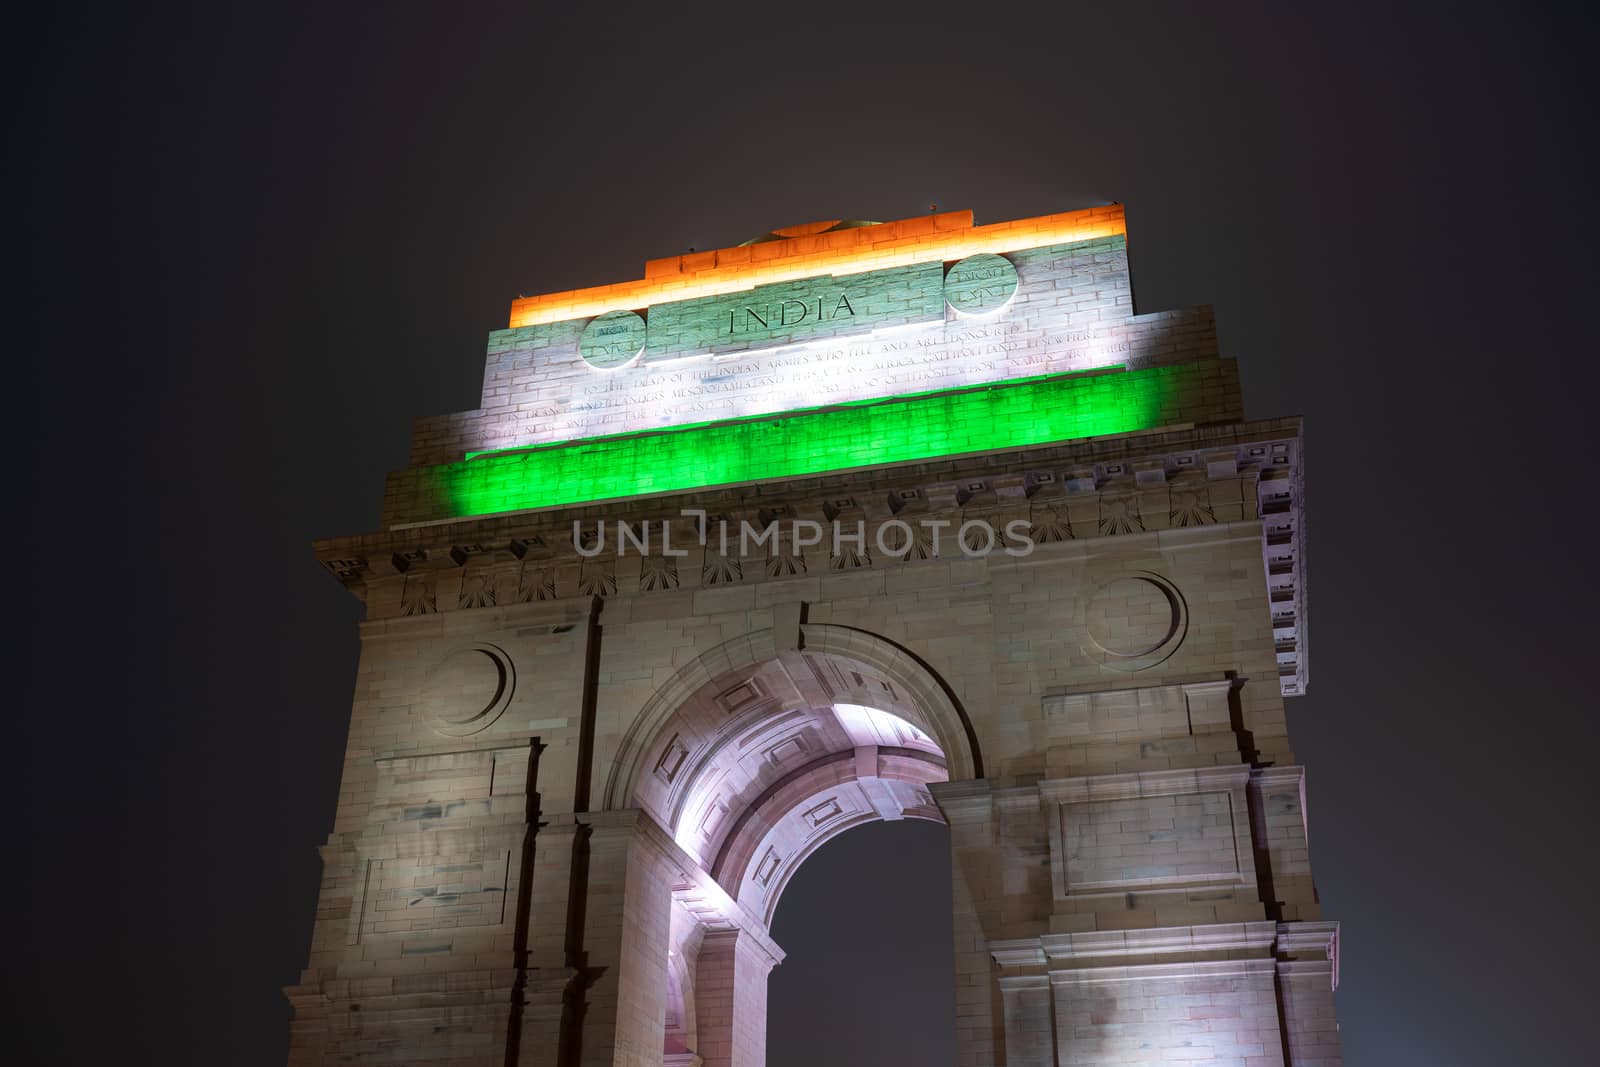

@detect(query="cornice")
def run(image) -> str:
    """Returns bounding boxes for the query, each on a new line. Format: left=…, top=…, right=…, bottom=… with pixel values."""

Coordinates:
left=991, top=920, right=1340, bottom=990
left=316, top=415, right=1308, bottom=696
left=1040, top=921, right=1278, bottom=963
left=1277, top=919, right=1341, bottom=990
left=1037, top=764, right=1253, bottom=804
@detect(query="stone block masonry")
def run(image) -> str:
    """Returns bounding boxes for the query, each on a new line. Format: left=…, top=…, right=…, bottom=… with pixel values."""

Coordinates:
left=384, top=357, right=1243, bottom=526
left=289, top=206, right=1339, bottom=1065
left=410, top=211, right=1218, bottom=464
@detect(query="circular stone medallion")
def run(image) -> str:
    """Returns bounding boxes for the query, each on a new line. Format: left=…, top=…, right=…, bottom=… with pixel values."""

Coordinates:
left=578, top=310, right=647, bottom=369
left=1084, top=573, right=1187, bottom=670
left=944, top=253, right=1018, bottom=316
left=423, top=643, right=515, bottom=736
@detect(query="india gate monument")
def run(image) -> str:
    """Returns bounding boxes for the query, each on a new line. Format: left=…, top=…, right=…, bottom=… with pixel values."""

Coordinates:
left=287, top=205, right=1342, bottom=1065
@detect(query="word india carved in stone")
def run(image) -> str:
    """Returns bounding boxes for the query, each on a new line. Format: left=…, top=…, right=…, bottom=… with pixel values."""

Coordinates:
left=641, top=260, right=947, bottom=363
left=480, top=237, right=1145, bottom=455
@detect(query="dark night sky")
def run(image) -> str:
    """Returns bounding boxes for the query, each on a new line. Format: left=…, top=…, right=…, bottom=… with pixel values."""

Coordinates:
left=19, top=3, right=1597, bottom=1063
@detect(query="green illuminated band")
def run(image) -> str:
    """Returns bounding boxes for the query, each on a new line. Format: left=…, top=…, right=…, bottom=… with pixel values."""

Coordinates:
left=392, top=360, right=1227, bottom=524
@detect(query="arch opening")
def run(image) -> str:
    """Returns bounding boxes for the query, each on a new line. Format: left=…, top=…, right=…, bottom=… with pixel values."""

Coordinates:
left=606, top=625, right=975, bottom=1066
left=766, top=819, right=958, bottom=1067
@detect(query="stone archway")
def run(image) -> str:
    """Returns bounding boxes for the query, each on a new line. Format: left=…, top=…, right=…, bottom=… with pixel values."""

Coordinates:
left=601, top=617, right=981, bottom=1066
left=604, top=618, right=981, bottom=815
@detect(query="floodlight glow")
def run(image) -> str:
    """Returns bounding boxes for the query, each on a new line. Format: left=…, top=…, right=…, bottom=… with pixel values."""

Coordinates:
left=395, top=360, right=1210, bottom=524
left=507, top=207, right=1125, bottom=328
left=831, top=703, right=941, bottom=753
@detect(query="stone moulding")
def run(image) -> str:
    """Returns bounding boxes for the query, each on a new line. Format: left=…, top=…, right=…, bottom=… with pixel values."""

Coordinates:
left=319, top=415, right=1308, bottom=697
left=601, top=621, right=981, bottom=813
left=990, top=918, right=1339, bottom=989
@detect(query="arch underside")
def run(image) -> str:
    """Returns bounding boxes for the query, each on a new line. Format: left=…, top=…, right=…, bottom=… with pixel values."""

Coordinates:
left=623, top=637, right=955, bottom=923
left=605, top=623, right=976, bottom=814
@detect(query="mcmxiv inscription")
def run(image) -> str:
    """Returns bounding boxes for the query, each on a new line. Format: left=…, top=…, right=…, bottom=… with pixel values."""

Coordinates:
left=578, top=310, right=647, bottom=369
left=945, top=253, right=1018, bottom=315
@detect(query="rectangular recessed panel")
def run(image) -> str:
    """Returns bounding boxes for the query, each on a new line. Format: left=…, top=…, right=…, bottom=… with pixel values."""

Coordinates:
left=698, top=799, right=728, bottom=836
left=1055, top=968, right=1280, bottom=1060
left=653, top=733, right=688, bottom=785
left=803, top=796, right=845, bottom=828
left=1062, top=791, right=1239, bottom=891
left=763, top=734, right=809, bottom=767
left=755, top=847, right=781, bottom=887
left=358, top=851, right=511, bottom=941
left=716, top=679, right=764, bottom=714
